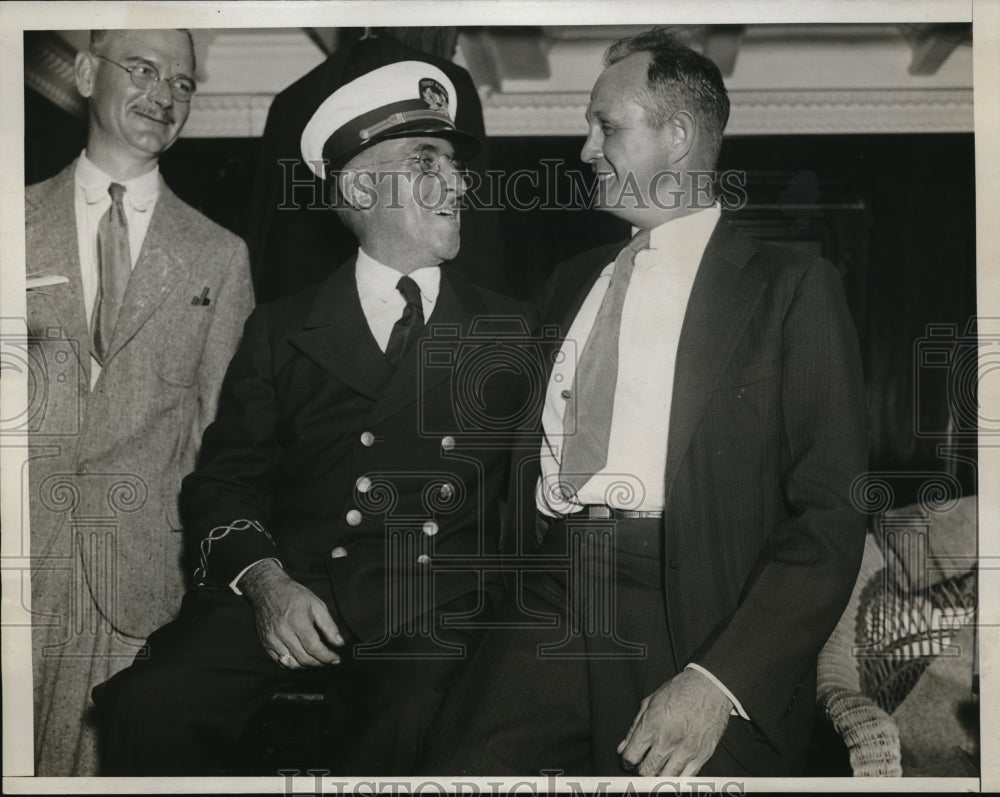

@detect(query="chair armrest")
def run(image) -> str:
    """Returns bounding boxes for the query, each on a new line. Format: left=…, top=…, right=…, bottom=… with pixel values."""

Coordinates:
left=819, top=687, right=902, bottom=777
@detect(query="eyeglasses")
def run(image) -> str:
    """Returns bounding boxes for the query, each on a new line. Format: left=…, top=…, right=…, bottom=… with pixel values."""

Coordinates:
left=363, top=146, right=467, bottom=176
left=92, top=53, right=197, bottom=103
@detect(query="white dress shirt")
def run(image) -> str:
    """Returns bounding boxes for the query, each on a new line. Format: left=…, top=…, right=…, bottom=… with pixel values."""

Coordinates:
left=355, top=248, right=441, bottom=350
left=229, top=250, right=442, bottom=594
left=74, top=151, right=161, bottom=388
left=537, top=205, right=721, bottom=515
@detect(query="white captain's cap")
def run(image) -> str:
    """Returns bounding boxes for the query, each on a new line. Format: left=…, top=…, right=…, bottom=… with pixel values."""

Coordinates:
left=301, top=60, right=481, bottom=179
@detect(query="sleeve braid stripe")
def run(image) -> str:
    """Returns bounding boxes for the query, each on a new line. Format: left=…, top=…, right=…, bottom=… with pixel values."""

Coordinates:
left=193, top=519, right=274, bottom=583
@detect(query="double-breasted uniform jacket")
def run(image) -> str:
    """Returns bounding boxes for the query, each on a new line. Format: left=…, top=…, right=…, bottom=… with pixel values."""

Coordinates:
left=510, top=218, right=869, bottom=770
left=24, top=160, right=254, bottom=775
left=181, top=260, right=533, bottom=642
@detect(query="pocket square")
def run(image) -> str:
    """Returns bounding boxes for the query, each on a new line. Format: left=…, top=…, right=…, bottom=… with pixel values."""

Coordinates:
left=27, top=274, right=69, bottom=290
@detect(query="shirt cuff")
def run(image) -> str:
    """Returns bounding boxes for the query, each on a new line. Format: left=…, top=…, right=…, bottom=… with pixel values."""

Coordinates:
left=229, top=557, right=283, bottom=595
left=685, top=663, right=750, bottom=721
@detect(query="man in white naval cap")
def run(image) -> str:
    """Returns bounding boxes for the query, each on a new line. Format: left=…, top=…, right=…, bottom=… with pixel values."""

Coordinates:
left=93, top=60, right=533, bottom=776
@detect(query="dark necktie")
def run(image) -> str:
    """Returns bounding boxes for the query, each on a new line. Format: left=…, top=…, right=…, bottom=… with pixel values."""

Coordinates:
left=92, top=182, right=131, bottom=366
left=559, top=228, right=651, bottom=496
left=384, top=275, right=425, bottom=366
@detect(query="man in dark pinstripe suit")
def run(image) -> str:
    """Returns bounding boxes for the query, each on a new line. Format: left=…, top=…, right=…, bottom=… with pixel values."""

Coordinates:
left=423, top=27, right=868, bottom=777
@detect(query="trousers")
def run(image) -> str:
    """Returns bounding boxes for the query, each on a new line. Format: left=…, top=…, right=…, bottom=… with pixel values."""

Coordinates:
left=420, top=514, right=781, bottom=776
left=93, top=573, right=484, bottom=776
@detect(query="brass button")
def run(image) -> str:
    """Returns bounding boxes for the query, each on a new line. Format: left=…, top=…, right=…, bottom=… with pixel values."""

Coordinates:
left=356, top=476, right=372, bottom=493
left=360, top=431, right=375, bottom=447
left=422, top=520, right=439, bottom=536
left=417, top=554, right=431, bottom=565
left=345, top=509, right=362, bottom=526
left=330, top=546, right=348, bottom=559
left=441, top=436, right=456, bottom=451
left=560, top=389, right=572, bottom=400
left=439, top=482, right=454, bottom=499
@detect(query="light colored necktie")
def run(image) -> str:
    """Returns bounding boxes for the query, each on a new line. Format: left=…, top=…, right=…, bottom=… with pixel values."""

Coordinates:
left=560, top=228, right=651, bottom=496
left=92, top=182, right=131, bottom=366
left=384, top=275, right=425, bottom=366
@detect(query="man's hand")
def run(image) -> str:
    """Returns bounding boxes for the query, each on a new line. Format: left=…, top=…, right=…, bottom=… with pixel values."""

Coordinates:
left=238, top=560, right=344, bottom=668
left=617, top=668, right=733, bottom=777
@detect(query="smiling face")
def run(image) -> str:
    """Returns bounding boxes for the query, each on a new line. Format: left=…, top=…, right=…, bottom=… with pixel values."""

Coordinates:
left=581, top=52, right=681, bottom=228
left=345, top=136, right=466, bottom=272
left=76, top=29, right=195, bottom=178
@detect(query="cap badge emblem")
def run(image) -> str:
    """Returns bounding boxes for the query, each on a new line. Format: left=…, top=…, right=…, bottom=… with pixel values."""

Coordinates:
left=419, top=78, right=448, bottom=112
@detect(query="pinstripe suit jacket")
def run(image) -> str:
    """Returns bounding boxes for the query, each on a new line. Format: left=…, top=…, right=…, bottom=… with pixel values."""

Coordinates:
left=512, top=218, right=869, bottom=770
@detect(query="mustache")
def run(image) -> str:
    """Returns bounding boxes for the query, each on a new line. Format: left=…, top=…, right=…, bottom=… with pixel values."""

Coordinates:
left=131, top=103, right=175, bottom=124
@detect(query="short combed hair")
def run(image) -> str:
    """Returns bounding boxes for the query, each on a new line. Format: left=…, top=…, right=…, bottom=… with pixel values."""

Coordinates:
left=605, top=27, right=730, bottom=167
left=90, top=29, right=196, bottom=69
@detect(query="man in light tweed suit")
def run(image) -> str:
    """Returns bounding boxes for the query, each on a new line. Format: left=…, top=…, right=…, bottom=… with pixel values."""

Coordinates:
left=24, top=29, right=253, bottom=775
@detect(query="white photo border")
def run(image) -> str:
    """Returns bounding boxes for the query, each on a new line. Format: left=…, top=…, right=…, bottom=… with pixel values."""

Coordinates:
left=1, top=0, right=996, bottom=792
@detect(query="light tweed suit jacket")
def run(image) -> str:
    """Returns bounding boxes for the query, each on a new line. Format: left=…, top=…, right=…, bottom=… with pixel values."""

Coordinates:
left=24, top=160, right=254, bottom=775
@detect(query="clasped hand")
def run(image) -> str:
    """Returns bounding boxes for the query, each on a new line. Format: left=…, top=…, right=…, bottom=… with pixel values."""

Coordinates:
left=618, top=668, right=733, bottom=777
left=239, top=560, right=344, bottom=668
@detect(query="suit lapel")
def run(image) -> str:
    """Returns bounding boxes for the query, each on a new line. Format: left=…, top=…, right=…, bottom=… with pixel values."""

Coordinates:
left=288, top=257, right=393, bottom=401
left=663, top=220, right=764, bottom=497
left=103, top=183, right=192, bottom=363
left=27, top=164, right=92, bottom=383
left=367, top=270, right=482, bottom=427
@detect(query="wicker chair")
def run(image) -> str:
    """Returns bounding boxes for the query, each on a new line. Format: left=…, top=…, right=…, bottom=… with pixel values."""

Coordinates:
left=817, top=533, right=903, bottom=776
left=817, top=497, right=978, bottom=777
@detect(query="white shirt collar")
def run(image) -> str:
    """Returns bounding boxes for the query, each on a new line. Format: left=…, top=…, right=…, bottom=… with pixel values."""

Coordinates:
left=635, top=203, right=722, bottom=254
left=75, top=150, right=161, bottom=211
left=355, top=247, right=441, bottom=305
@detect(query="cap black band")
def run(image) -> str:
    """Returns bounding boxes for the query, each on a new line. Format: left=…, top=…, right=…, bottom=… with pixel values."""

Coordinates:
left=319, top=99, right=455, bottom=173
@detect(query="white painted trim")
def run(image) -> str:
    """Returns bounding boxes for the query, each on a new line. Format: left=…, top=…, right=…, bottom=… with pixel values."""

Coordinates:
left=182, top=94, right=274, bottom=138
left=480, top=88, right=975, bottom=137
left=36, top=84, right=971, bottom=139
left=26, top=30, right=973, bottom=139
left=24, top=38, right=86, bottom=119
left=726, top=88, right=974, bottom=135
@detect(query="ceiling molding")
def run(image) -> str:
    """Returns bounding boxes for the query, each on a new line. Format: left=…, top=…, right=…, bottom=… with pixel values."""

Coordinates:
left=182, top=94, right=274, bottom=138
left=24, top=33, right=86, bottom=120
left=304, top=27, right=339, bottom=57
left=727, top=89, right=973, bottom=135
left=181, top=87, right=974, bottom=138
left=25, top=25, right=974, bottom=140
left=902, top=23, right=971, bottom=76
left=702, top=25, right=745, bottom=76
left=480, top=88, right=974, bottom=137
left=478, top=91, right=587, bottom=137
